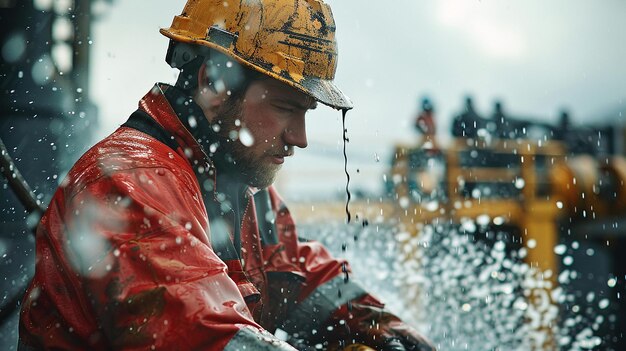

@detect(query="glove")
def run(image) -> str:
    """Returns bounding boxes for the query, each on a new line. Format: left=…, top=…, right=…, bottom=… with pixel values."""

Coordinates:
left=341, top=295, right=436, bottom=351
left=382, top=339, right=410, bottom=351
left=379, top=324, right=435, bottom=351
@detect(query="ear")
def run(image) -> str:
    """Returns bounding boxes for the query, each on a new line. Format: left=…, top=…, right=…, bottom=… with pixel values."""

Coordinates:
left=194, top=63, right=227, bottom=122
left=197, top=63, right=209, bottom=94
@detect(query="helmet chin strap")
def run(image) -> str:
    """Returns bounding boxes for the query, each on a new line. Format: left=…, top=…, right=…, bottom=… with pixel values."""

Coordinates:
left=174, top=55, right=205, bottom=92
left=166, top=41, right=202, bottom=69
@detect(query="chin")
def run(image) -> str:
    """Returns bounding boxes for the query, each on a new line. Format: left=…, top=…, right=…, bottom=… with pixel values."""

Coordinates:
left=249, top=170, right=278, bottom=189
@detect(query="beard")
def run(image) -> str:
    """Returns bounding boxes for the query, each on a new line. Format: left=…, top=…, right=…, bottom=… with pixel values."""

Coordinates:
left=209, top=98, right=282, bottom=189
left=221, top=139, right=281, bottom=189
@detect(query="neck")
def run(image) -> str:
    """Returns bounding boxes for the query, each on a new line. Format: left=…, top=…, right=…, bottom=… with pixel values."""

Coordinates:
left=163, top=84, right=249, bottom=190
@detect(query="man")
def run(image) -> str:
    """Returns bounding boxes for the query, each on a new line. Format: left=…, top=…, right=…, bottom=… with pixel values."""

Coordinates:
left=19, top=0, right=434, bottom=350
left=414, top=97, right=439, bottom=150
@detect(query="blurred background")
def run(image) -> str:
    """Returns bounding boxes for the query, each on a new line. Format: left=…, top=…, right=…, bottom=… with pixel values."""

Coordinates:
left=1, top=0, right=625, bottom=350
left=82, top=0, right=626, bottom=200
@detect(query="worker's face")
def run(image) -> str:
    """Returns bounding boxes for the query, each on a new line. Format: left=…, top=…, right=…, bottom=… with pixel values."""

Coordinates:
left=214, top=78, right=316, bottom=188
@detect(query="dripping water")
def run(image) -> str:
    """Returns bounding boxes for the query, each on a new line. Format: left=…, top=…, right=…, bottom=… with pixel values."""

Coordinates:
left=342, top=109, right=351, bottom=224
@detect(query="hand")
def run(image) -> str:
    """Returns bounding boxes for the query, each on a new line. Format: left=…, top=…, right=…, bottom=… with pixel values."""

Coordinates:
left=381, top=334, right=436, bottom=351
left=345, top=295, right=436, bottom=351
left=382, top=338, right=409, bottom=351
left=382, top=321, right=436, bottom=351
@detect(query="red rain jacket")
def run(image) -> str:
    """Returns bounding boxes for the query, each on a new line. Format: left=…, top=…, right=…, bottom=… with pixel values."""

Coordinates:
left=19, top=85, right=432, bottom=351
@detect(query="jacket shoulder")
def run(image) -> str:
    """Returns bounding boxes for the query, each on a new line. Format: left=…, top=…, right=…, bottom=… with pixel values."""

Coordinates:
left=63, top=127, right=197, bottom=200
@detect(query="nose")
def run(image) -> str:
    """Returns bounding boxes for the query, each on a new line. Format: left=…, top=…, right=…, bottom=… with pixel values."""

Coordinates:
left=283, top=114, right=308, bottom=149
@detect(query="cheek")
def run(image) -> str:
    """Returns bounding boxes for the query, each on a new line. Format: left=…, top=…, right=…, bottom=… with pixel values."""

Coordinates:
left=242, top=106, right=283, bottom=144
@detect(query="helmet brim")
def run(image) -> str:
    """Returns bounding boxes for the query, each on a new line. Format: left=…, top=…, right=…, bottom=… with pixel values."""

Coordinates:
left=300, top=76, right=354, bottom=111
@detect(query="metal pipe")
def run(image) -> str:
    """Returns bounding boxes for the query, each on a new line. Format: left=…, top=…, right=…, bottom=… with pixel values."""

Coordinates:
left=0, top=137, right=45, bottom=218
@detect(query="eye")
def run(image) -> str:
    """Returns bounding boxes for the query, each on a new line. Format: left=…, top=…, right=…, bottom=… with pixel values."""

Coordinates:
left=271, top=103, right=295, bottom=113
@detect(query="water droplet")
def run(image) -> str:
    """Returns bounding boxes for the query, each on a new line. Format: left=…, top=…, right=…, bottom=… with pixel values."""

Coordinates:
left=229, top=130, right=238, bottom=141
left=239, top=128, right=254, bottom=147
left=563, top=256, right=574, bottom=266
left=554, top=244, right=567, bottom=255
left=424, top=201, right=438, bottom=212
left=598, top=298, right=609, bottom=309
left=202, top=143, right=215, bottom=155
left=2, top=32, right=27, bottom=63
left=188, top=116, right=198, bottom=129
left=398, top=197, right=410, bottom=209
left=461, top=220, right=477, bottom=233
left=31, top=54, right=55, bottom=85
left=476, top=215, right=490, bottom=226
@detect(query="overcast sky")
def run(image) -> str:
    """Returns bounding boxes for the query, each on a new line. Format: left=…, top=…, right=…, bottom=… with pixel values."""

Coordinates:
left=90, top=0, right=626, bottom=200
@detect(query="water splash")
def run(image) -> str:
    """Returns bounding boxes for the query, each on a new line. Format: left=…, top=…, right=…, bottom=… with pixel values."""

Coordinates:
left=298, top=217, right=612, bottom=350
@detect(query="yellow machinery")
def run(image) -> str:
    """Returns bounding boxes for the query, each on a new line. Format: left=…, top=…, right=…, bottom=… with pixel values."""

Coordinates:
left=386, top=133, right=626, bottom=349
left=389, top=137, right=626, bottom=276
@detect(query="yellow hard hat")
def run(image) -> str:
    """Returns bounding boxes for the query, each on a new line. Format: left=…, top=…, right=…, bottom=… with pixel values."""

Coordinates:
left=160, top=0, right=353, bottom=110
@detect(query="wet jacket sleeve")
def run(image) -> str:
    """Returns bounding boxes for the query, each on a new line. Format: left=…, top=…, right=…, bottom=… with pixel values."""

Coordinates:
left=286, top=241, right=434, bottom=350
left=20, top=166, right=295, bottom=351
left=268, top=189, right=434, bottom=350
left=291, top=242, right=435, bottom=351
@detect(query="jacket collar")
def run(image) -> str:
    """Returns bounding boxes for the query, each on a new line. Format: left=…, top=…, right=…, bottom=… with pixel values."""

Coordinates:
left=138, top=84, right=259, bottom=200
left=139, top=84, right=210, bottom=170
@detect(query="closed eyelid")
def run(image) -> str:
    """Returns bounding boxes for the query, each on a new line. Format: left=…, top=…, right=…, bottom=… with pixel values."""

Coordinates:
left=271, top=98, right=316, bottom=111
left=271, top=103, right=296, bottom=112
